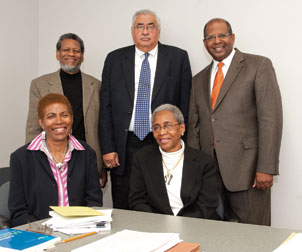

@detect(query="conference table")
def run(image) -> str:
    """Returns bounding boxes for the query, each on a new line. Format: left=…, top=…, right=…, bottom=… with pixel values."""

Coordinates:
left=17, top=208, right=299, bottom=252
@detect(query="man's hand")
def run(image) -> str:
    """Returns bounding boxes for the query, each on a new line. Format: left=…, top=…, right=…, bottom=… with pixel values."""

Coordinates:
left=100, top=168, right=108, bottom=188
left=102, top=152, right=120, bottom=169
left=252, top=172, right=273, bottom=190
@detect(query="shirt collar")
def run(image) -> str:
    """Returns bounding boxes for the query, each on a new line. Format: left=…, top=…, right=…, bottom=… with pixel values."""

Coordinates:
left=212, top=48, right=236, bottom=70
left=159, top=139, right=185, bottom=156
left=27, top=133, right=85, bottom=151
left=135, top=44, right=158, bottom=58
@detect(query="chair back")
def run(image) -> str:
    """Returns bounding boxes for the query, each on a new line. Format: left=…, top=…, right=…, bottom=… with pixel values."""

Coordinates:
left=0, top=167, right=10, bottom=229
left=0, top=167, right=10, bottom=187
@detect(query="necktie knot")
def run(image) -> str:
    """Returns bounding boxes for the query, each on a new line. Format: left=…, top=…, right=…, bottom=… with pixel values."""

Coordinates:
left=144, top=52, right=149, bottom=59
left=217, top=62, right=224, bottom=69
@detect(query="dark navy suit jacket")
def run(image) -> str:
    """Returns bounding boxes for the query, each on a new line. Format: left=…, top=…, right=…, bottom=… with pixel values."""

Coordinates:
left=99, top=42, right=192, bottom=175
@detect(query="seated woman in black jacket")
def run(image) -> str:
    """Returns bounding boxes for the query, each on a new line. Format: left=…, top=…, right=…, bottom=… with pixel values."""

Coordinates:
left=129, top=104, right=220, bottom=220
left=9, top=93, right=102, bottom=227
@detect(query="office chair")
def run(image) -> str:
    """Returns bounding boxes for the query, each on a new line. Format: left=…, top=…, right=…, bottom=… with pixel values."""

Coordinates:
left=0, top=167, right=10, bottom=229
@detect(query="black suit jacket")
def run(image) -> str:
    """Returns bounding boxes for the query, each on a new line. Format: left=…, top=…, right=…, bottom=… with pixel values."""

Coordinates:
left=129, top=145, right=220, bottom=220
left=99, top=42, right=192, bottom=175
left=8, top=141, right=103, bottom=227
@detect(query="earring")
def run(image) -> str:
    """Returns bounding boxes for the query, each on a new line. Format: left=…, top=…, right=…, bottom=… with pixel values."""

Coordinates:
left=41, top=130, right=46, bottom=140
left=181, top=132, right=184, bottom=136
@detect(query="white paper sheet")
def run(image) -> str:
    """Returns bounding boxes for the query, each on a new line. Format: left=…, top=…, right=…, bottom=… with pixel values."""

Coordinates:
left=42, top=209, right=112, bottom=235
left=273, top=233, right=302, bottom=252
left=72, top=229, right=182, bottom=252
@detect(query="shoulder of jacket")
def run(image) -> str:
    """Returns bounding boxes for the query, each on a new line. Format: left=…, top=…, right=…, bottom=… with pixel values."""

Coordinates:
left=31, top=70, right=59, bottom=83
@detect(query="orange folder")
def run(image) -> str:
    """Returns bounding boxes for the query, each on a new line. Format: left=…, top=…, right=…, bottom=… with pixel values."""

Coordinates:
left=166, top=242, right=200, bottom=252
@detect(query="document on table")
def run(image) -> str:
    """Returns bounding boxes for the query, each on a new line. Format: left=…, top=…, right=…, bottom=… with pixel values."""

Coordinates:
left=43, top=209, right=112, bottom=235
left=71, top=229, right=182, bottom=252
left=50, top=206, right=104, bottom=216
left=273, top=233, right=302, bottom=251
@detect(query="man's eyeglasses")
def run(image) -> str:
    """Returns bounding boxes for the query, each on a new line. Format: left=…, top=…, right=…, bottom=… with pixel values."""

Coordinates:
left=152, top=123, right=180, bottom=132
left=134, top=24, right=157, bottom=32
left=204, top=33, right=231, bottom=41
left=61, top=48, right=81, bottom=54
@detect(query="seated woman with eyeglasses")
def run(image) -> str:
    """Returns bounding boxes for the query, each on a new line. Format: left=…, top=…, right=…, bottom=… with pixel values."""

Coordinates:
left=129, top=104, right=220, bottom=220
left=8, top=94, right=102, bottom=227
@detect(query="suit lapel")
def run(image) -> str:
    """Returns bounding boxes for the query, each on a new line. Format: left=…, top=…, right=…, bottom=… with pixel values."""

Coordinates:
left=67, top=150, right=79, bottom=176
left=35, top=151, right=56, bottom=182
left=148, top=148, right=174, bottom=214
left=48, top=70, right=64, bottom=94
left=213, top=49, right=244, bottom=111
left=202, top=63, right=213, bottom=113
left=81, top=73, right=97, bottom=117
left=152, top=42, right=169, bottom=103
left=122, top=46, right=135, bottom=102
left=180, top=147, right=199, bottom=207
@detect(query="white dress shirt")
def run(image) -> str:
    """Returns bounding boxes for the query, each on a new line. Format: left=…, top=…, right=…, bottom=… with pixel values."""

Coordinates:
left=210, top=49, right=236, bottom=94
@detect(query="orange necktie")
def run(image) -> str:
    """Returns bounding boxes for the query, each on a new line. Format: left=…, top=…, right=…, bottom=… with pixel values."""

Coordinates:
left=211, top=62, right=224, bottom=109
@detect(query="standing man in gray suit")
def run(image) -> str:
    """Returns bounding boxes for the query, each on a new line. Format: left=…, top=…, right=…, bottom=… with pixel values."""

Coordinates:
left=26, top=33, right=106, bottom=187
left=188, top=18, right=282, bottom=225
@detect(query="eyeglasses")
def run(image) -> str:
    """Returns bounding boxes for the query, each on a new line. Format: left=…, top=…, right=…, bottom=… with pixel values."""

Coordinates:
left=204, top=33, right=231, bottom=41
left=61, top=48, right=81, bottom=54
left=26, top=222, right=53, bottom=235
left=134, top=24, right=157, bottom=31
left=152, top=123, right=180, bottom=132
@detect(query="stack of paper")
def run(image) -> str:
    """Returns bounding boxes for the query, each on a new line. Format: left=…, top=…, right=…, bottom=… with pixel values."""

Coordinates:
left=72, top=229, right=182, bottom=252
left=43, top=207, right=112, bottom=235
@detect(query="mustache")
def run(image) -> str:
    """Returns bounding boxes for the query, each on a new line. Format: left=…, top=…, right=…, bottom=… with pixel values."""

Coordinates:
left=60, top=63, right=81, bottom=73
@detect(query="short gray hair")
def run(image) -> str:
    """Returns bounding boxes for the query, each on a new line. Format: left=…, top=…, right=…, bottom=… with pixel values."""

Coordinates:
left=56, top=33, right=85, bottom=53
left=152, top=104, right=184, bottom=125
left=132, top=9, right=161, bottom=30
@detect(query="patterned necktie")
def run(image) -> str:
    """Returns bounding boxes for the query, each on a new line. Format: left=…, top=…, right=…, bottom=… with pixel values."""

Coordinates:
left=134, top=53, right=151, bottom=140
left=211, top=62, right=224, bottom=109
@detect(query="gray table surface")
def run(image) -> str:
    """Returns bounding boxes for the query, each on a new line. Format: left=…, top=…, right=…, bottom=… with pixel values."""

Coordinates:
left=17, top=208, right=300, bottom=252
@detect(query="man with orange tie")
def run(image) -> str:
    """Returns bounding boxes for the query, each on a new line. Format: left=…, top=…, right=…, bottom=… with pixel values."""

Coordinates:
left=187, top=18, right=283, bottom=225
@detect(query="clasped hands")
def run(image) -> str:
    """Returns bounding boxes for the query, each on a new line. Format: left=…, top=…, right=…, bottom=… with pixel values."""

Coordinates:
left=103, top=152, right=120, bottom=169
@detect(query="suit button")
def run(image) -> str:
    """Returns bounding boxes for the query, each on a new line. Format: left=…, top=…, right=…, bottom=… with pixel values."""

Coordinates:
left=211, top=117, right=216, bottom=122
left=125, top=129, right=128, bottom=132
left=128, top=111, right=132, bottom=114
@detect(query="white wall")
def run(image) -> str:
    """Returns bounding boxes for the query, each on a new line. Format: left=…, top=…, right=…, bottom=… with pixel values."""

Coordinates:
left=0, top=0, right=38, bottom=166
left=1, top=0, right=301, bottom=230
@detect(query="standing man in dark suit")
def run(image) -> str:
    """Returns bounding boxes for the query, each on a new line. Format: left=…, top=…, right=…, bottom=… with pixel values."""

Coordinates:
left=100, top=9, right=192, bottom=209
left=188, top=18, right=282, bottom=225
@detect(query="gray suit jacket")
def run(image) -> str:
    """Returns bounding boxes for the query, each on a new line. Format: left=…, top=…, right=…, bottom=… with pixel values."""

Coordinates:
left=188, top=49, right=283, bottom=192
left=25, top=70, right=102, bottom=171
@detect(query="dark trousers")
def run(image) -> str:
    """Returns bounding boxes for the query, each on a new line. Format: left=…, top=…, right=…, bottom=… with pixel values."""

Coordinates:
left=214, top=150, right=271, bottom=226
left=110, top=132, right=155, bottom=210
